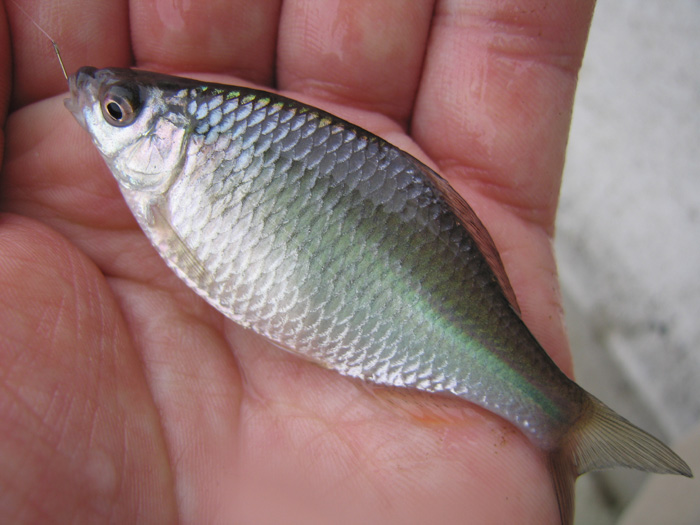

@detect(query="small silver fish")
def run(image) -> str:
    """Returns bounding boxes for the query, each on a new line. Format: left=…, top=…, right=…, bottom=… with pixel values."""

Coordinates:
left=66, top=66, right=692, bottom=524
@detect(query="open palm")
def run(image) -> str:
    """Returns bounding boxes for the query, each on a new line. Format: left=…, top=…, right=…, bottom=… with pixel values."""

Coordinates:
left=1, top=1, right=594, bottom=523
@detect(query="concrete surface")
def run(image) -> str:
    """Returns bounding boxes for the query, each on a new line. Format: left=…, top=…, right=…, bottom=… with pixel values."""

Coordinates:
left=555, top=0, right=700, bottom=522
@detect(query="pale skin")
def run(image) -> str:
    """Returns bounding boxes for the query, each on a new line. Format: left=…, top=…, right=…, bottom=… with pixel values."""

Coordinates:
left=0, top=1, right=595, bottom=523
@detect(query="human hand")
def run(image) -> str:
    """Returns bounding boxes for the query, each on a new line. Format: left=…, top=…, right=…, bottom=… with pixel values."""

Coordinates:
left=0, top=1, right=593, bottom=523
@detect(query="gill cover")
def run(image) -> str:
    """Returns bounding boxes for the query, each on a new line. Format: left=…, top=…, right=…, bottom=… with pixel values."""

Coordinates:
left=67, top=67, right=189, bottom=192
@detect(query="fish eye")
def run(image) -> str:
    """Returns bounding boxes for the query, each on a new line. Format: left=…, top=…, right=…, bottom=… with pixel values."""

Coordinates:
left=100, top=83, right=142, bottom=127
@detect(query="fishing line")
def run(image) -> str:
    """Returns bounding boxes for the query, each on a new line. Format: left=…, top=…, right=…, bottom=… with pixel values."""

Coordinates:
left=9, top=0, right=68, bottom=80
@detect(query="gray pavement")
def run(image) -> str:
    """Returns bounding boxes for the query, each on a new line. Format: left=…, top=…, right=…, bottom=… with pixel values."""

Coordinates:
left=555, top=0, right=700, bottom=521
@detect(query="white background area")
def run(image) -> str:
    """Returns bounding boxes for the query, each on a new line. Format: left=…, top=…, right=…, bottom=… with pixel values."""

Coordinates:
left=555, top=0, right=700, bottom=522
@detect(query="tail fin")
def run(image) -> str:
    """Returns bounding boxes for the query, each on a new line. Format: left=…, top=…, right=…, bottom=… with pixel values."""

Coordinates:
left=547, top=394, right=693, bottom=524
left=568, top=395, right=692, bottom=477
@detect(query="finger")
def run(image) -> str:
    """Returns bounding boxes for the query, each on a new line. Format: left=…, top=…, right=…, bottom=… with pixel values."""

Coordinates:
left=130, top=0, right=283, bottom=86
left=7, top=0, right=131, bottom=108
left=412, top=0, right=594, bottom=373
left=414, top=0, right=594, bottom=230
left=276, top=0, right=435, bottom=125
left=0, top=214, right=176, bottom=522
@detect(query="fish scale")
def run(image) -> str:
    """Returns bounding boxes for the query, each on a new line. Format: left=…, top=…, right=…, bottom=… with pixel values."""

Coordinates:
left=66, top=67, right=692, bottom=524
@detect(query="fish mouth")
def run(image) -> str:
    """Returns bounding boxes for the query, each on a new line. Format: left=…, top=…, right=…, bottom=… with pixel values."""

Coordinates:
left=64, top=66, right=99, bottom=128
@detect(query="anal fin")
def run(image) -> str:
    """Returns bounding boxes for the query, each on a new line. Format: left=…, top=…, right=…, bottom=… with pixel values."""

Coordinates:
left=547, top=447, right=576, bottom=525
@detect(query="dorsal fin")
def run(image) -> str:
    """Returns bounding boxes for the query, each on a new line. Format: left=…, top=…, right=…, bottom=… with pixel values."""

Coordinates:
left=413, top=159, right=521, bottom=315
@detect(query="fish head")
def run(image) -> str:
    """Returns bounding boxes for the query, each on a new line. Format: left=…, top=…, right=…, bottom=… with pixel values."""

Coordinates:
left=65, top=66, right=193, bottom=193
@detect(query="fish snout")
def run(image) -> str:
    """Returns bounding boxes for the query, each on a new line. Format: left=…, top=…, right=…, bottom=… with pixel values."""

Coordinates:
left=65, top=66, right=100, bottom=126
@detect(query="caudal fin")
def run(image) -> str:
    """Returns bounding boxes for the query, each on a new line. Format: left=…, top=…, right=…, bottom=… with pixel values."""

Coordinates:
left=568, top=395, right=692, bottom=477
left=547, top=394, right=693, bottom=524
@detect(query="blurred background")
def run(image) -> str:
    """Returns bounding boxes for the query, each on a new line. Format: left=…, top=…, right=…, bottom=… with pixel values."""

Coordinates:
left=555, top=0, right=700, bottom=522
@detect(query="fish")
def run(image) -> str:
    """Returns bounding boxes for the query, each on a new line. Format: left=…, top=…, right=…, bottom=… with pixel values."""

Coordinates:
left=65, top=66, right=692, bottom=524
